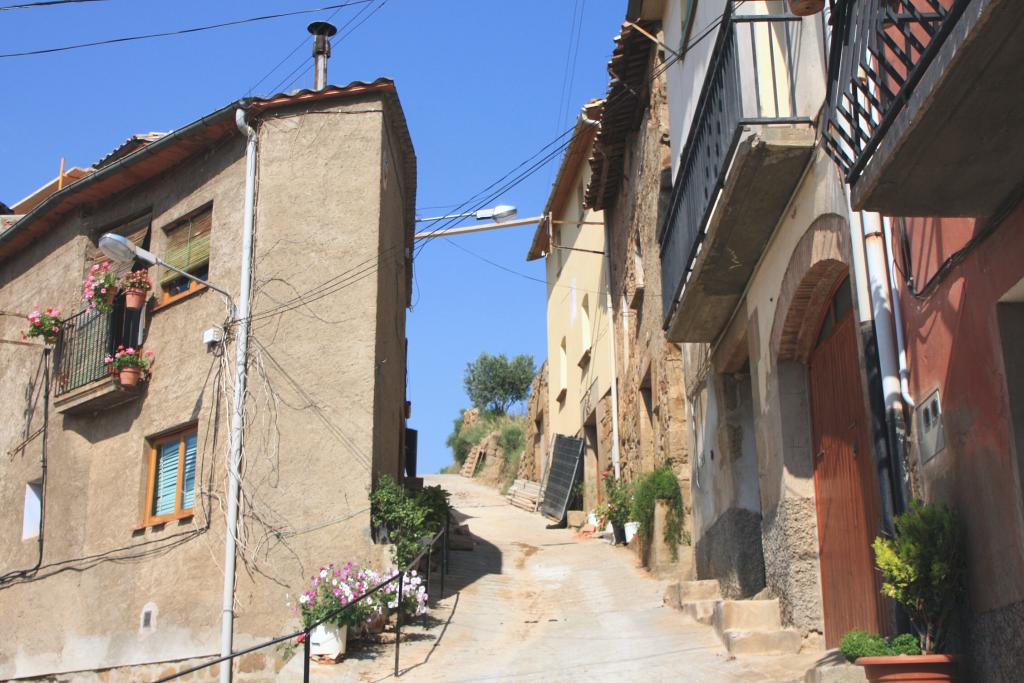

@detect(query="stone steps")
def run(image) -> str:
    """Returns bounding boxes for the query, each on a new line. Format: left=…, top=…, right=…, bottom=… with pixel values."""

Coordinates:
left=665, top=579, right=802, bottom=656
left=460, top=448, right=482, bottom=478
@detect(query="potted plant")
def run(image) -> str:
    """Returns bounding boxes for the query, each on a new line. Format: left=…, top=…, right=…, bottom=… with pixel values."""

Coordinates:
left=120, top=269, right=152, bottom=311
left=104, top=345, right=154, bottom=387
left=787, top=0, right=824, bottom=16
left=600, top=467, right=632, bottom=545
left=297, top=564, right=368, bottom=661
left=83, top=261, right=119, bottom=313
left=852, top=500, right=965, bottom=682
left=24, top=306, right=62, bottom=345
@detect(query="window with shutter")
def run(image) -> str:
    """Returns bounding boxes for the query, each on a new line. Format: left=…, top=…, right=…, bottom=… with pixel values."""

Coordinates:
left=145, top=426, right=198, bottom=526
left=85, top=214, right=151, bottom=280
left=160, top=206, right=212, bottom=305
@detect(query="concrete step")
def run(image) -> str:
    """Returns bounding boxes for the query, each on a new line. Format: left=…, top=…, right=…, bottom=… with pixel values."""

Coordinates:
left=713, top=599, right=782, bottom=633
left=722, top=628, right=802, bottom=655
left=682, top=599, right=718, bottom=625
left=680, top=579, right=722, bottom=601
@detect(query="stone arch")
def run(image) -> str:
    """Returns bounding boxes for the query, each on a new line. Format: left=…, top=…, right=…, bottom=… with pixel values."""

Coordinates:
left=772, top=213, right=853, bottom=363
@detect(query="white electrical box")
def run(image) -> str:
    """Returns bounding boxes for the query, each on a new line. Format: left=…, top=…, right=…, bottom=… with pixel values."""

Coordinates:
left=203, top=327, right=223, bottom=346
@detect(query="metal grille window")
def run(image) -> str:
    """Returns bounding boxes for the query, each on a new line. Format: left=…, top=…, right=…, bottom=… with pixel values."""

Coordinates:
left=145, top=427, right=198, bottom=526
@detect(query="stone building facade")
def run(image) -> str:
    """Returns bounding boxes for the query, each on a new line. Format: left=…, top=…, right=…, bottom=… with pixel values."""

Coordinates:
left=586, top=24, right=691, bottom=505
left=0, top=81, right=415, bottom=680
left=518, top=361, right=549, bottom=483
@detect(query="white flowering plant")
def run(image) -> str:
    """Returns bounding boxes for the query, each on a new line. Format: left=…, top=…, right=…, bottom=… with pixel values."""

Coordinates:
left=295, top=563, right=374, bottom=630
left=291, top=563, right=428, bottom=634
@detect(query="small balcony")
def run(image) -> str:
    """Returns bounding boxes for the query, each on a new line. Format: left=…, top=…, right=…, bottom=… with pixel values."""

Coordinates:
left=824, top=0, right=1024, bottom=215
left=659, top=4, right=817, bottom=343
left=53, top=305, right=145, bottom=415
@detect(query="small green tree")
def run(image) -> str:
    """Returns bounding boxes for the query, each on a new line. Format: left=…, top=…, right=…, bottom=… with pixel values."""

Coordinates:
left=463, top=352, right=535, bottom=415
left=871, top=500, right=965, bottom=654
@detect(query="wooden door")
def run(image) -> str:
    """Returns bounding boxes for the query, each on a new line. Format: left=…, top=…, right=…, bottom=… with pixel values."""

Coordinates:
left=809, top=307, right=886, bottom=647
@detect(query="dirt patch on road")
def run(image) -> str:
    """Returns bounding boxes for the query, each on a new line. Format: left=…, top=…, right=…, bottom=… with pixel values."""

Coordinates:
left=512, top=542, right=539, bottom=569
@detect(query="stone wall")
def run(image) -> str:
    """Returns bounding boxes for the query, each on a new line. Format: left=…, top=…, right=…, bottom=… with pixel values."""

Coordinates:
left=518, top=362, right=548, bottom=482
left=601, top=47, right=691, bottom=508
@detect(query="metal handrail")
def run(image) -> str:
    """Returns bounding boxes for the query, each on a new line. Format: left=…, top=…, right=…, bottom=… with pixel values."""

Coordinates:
left=150, top=523, right=450, bottom=682
left=824, top=0, right=969, bottom=182
left=658, top=3, right=812, bottom=327
left=53, top=307, right=116, bottom=396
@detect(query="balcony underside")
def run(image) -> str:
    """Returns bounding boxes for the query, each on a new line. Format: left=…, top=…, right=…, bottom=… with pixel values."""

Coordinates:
left=54, top=375, right=143, bottom=415
left=666, top=125, right=815, bottom=343
left=852, top=0, right=1024, bottom=216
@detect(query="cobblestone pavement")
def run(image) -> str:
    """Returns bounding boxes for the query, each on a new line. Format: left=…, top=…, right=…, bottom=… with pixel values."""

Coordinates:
left=284, top=475, right=826, bottom=682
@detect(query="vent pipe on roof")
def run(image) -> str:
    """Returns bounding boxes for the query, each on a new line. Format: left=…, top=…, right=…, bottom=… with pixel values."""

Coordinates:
left=308, top=21, right=337, bottom=91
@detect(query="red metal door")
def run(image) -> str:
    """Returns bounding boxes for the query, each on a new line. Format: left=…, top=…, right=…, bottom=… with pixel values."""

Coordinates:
left=809, top=310, right=886, bottom=647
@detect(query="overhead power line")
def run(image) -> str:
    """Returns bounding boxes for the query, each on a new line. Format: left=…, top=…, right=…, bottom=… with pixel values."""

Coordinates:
left=238, top=7, right=735, bottom=326
left=0, top=0, right=374, bottom=58
left=0, top=0, right=108, bottom=10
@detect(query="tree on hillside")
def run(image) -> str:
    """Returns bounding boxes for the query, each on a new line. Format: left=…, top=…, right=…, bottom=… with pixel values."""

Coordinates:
left=464, top=352, right=535, bottom=415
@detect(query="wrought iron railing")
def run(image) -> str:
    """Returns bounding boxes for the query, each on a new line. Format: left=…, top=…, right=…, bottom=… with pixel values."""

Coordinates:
left=658, top=3, right=811, bottom=326
left=53, top=302, right=144, bottom=396
left=824, top=0, right=968, bottom=183
left=53, top=308, right=116, bottom=396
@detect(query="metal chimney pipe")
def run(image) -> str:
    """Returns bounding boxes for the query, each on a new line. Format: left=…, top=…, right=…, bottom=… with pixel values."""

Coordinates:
left=307, top=21, right=337, bottom=91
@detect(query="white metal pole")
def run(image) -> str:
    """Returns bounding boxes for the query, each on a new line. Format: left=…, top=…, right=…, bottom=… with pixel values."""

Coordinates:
left=220, top=109, right=258, bottom=683
left=604, top=225, right=622, bottom=479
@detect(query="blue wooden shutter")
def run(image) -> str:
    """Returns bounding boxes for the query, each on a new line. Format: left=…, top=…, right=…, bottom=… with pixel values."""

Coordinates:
left=153, top=440, right=180, bottom=516
left=181, top=433, right=197, bottom=510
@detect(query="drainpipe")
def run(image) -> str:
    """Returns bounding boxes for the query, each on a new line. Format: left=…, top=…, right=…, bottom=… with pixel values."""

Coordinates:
left=604, top=225, right=622, bottom=479
left=220, top=108, right=258, bottom=683
left=882, top=216, right=915, bottom=412
left=857, top=208, right=908, bottom=522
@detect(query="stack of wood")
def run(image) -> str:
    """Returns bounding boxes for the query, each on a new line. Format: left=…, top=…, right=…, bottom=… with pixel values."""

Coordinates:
left=506, top=479, right=542, bottom=512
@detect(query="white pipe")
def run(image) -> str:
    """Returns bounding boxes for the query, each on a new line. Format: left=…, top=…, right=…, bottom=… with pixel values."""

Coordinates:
left=604, top=226, right=622, bottom=479
left=220, top=108, right=258, bottom=683
left=882, top=216, right=915, bottom=411
left=860, top=211, right=903, bottom=415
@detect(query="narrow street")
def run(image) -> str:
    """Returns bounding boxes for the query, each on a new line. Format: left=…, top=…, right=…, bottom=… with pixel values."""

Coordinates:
left=291, top=475, right=822, bottom=682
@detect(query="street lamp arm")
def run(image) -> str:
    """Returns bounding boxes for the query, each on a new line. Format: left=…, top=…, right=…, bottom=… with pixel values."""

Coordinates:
left=152, top=254, right=235, bottom=310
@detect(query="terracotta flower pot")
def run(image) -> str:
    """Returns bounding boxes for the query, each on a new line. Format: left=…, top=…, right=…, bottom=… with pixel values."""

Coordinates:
left=118, top=366, right=142, bottom=387
left=787, top=0, right=824, bottom=16
left=857, top=655, right=960, bottom=682
left=125, top=287, right=147, bottom=311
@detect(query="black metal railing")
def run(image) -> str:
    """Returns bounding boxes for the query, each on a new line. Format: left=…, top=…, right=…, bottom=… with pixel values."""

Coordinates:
left=53, top=300, right=145, bottom=396
left=658, top=3, right=811, bottom=326
left=53, top=308, right=116, bottom=396
left=152, top=524, right=449, bottom=682
left=824, top=0, right=968, bottom=183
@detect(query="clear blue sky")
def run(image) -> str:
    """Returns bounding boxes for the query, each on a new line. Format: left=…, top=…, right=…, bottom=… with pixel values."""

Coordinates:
left=0, top=0, right=624, bottom=474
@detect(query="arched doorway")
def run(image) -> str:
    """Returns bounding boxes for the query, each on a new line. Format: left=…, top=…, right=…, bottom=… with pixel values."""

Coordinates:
left=808, top=275, right=886, bottom=646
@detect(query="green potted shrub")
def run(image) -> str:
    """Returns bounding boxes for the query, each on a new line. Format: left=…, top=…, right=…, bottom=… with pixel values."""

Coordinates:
left=599, top=467, right=632, bottom=545
left=630, top=465, right=686, bottom=562
left=851, top=500, right=965, bottom=682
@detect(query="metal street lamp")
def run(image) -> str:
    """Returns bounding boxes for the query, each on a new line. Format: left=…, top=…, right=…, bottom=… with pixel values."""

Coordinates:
left=99, top=234, right=235, bottom=309
left=416, top=204, right=517, bottom=223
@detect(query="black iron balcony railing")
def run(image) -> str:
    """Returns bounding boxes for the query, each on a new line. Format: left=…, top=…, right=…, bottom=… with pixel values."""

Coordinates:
left=658, top=4, right=811, bottom=326
left=53, top=308, right=116, bottom=396
left=53, top=303, right=143, bottom=396
left=824, top=0, right=968, bottom=183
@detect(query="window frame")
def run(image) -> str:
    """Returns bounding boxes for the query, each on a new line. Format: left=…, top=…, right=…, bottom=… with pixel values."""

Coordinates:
left=158, top=266, right=208, bottom=307
left=143, top=426, right=198, bottom=527
left=158, top=204, right=212, bottom=307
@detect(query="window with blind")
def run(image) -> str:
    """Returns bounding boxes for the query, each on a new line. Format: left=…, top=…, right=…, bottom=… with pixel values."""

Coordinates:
left=160, top=206, right=212, bottom=305
left=85, top=214, right=151, bottom=280
left=145, top=427, right=198, bottom=525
